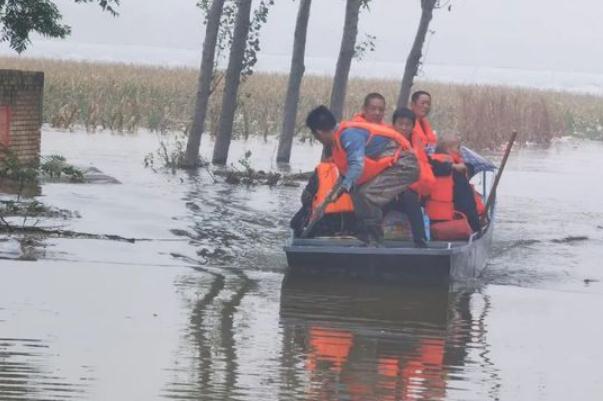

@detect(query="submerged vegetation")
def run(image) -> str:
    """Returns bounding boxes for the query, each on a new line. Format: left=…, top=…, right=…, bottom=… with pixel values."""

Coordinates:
left=3, top=56, right=603, bottom=148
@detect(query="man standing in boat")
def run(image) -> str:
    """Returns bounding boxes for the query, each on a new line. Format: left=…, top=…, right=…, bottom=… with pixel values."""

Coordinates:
left=305, top=106, right=420, bottom=245
left=351, top=92, right=387, bottom=124
left=410, top=90, right=438, bottom=147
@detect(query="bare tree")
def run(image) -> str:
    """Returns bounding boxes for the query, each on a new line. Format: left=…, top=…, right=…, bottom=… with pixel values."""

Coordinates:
left=183, top=0, right=227, bottom=167
left=329, top=0, right=363, bottom=121
left=212, top=0, right=253, bottom=165
left=276, top=0, right=313, bottom=164
left=397, top=0, right=439, bottom=108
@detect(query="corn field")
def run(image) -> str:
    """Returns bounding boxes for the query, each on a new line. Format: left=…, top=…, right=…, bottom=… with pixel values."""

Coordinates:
left=2, top=56, right=603, bottom=148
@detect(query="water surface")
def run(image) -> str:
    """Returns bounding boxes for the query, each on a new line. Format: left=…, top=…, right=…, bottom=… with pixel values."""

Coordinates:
left=1, top=130, right=602, bottom=400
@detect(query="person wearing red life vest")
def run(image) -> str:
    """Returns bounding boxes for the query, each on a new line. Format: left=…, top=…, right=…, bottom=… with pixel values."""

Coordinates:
left=351, top=92, right=386, bottom=125
left=410, top=90, right=438, bottom=147
left=305, top=106, right=419, bottom=245
left=427, top=135, right=483, bottom=232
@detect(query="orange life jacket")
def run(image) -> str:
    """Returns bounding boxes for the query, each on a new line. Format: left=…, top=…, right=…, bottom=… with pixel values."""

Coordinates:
left=312, top=162, right=355, bottom=214
left=350, top=113, right=386, bottom=125
left=425, top=153, right=454, bottom=221
left=331, top=121, right=413, bottom=186
left=350, top=113, right=368, bottom=123
left=408, top=134, right=436, bottom=197
left=413, top=117, right=437, bottom=146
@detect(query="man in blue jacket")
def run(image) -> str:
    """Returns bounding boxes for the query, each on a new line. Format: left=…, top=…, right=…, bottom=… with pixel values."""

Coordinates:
left=306, top=106, right=419, bottom=245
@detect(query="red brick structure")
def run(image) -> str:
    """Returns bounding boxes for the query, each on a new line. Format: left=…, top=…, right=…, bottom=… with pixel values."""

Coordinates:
left=0, top=69, right=44, bottom=164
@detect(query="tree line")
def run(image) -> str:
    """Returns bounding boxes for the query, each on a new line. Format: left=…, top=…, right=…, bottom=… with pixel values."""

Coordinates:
left=0, top=0, right=449, bottom=166
left=186, top=0, right=449, bottom=166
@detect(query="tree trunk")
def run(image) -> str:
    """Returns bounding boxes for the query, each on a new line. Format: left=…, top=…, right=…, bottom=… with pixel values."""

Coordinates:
left=184, top=0, right=227, bottom=168
left=212, top=0, right=253, bottom=165
left=276, top=0, right=313, bottom=164
left=329, top=0, right=362, bottom=121
left=397, top=0, right=437, bottom=108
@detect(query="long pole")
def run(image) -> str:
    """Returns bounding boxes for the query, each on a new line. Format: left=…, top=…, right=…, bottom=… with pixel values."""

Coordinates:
left=484, top=131, right=518, bottom=216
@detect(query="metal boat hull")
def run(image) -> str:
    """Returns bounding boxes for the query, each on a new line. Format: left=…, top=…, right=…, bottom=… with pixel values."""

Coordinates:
left=284, top=220, right=494, bottom=284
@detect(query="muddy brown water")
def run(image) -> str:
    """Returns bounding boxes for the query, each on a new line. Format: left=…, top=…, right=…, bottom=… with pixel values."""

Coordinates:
left=1, top=130, right=602, bottom=400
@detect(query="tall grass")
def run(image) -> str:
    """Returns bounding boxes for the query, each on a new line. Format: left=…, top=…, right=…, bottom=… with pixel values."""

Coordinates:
left=2, top=56, right=603, bottom=148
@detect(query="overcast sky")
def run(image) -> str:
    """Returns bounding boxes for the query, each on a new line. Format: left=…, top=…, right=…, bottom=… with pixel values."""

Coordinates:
left=5, top=0, right=603, bottom=75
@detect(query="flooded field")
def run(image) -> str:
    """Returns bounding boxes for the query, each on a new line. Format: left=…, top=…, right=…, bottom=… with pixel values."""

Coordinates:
left=1, top=130, right=602, bottom=400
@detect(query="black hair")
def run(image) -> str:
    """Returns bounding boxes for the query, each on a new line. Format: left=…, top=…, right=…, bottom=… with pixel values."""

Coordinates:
left=410, top=90, right=431, bottom=103
left=392, top=107, right=416, bottom=126
left=306, top=105, right=337, bottom=134
left=363, top=92, right=386, bottom=107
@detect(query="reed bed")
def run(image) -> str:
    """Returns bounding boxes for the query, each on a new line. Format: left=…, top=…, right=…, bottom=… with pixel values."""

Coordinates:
left=2, top=56, right=602, bottom=148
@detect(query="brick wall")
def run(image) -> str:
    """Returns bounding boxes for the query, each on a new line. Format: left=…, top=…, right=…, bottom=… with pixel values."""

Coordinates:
left=0, top=69, right=44, bottom=165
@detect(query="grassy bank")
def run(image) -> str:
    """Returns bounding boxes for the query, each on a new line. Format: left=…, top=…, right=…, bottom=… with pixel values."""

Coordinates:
left=2, top=56, right=603, bottom=148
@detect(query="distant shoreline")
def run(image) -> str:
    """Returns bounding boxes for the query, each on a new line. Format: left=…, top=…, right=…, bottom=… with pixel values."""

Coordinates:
left=2, top=41, right=603, bottom=96
left=2, top=55, right=602, bottom=147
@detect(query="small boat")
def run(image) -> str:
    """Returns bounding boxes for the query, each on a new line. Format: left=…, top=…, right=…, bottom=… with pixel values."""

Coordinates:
left=284, top=144, right=503, bottom=285
left=284, top=214, right=494, bottom=284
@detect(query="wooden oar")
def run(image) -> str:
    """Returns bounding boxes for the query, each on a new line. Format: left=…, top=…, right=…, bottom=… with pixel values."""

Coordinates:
left=484, top=130, right=518, bottom=219
left=300, top=182, right=344, bottom=238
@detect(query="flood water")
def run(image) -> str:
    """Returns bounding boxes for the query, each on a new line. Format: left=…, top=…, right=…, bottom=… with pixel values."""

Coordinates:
left=1, top=130, right=602, bottom=400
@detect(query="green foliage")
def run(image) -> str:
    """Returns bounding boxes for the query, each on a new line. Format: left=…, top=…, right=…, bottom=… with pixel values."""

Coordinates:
left=197, top=0, right=274, bottom=78
left=0, top=147, right=38, bottom=185
left=354, top=33, right=376, bottom=61
left=144, top=133, right=208, bottom=173
left=0, top=0, right=119, bottom=53
left=40, top=154, right=85, bottom=182
left=237, top=149, right=253, bottom=172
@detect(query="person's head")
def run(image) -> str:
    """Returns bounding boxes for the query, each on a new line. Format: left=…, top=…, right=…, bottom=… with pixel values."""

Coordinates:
left=306, top=105, right=337, bottom=146
left=361, top=92, right=386, bottom=123
left=392, top=108, right=416, bottom=139
left=435, top=134, right=461, bottom=155
left=410, top=90, right=432, bottom=119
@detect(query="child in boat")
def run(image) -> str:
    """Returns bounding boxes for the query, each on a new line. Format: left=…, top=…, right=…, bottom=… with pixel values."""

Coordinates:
left=428, top=135, right=482, bottom=232
left=391, top=108, right=431, bottom=247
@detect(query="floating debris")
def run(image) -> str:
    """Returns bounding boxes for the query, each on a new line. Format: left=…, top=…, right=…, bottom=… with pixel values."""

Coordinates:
left=550, top=236, right=589, bottom=244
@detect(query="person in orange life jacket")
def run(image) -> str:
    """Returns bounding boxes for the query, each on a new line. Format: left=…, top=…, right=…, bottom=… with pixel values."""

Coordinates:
left=429, top=135, right=481, bottom=232
left=389, top=108, right=430, bottom=246
left=351, top=92, right=386, bottom=124
left=410, top=90, right=438, bottom=147
left=305, top=105, right=419, bottom=245
left=289, top=163, right=356, bottom=238
left=392, top=107, right=436, bottom=197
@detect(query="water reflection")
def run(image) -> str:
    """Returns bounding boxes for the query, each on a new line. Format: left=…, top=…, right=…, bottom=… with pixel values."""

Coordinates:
left=163, top=264, right=256, bottom=401
left=0, top=337, right=88, bottom=400
left=279, top=275, right=499, bottom=401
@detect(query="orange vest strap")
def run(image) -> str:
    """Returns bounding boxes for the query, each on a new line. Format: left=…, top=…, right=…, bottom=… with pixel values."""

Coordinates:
left=331, top=121, right=414, bottom=186
left=409, top=142, right=436, bottom=196
left=414, top=117, right=437, bottom=146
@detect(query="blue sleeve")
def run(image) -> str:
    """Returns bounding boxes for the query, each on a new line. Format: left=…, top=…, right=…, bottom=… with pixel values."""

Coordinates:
left=339, top=128, right=368, bottom=190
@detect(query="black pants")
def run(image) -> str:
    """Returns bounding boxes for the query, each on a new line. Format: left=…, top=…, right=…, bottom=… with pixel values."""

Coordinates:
left=453, top=172, right=480, bottom=232
left=349, top=152, right=419, bottom=242
left=386, top=190, right=427, bottom=242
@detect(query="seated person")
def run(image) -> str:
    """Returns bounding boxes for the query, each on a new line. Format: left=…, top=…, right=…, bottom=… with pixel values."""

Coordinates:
left=290, top=162, right=356, bottom=238
left=427, top=135, right=482, bottom=233
left=392, top=107, right=436, bottom=197
left=390, top=107, right=438, bottom=246
left=351, top=92, right=386, bottom=124
left=410, top=90, right=438, bottom=147
left=305, top=105, right=419, bottom=245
